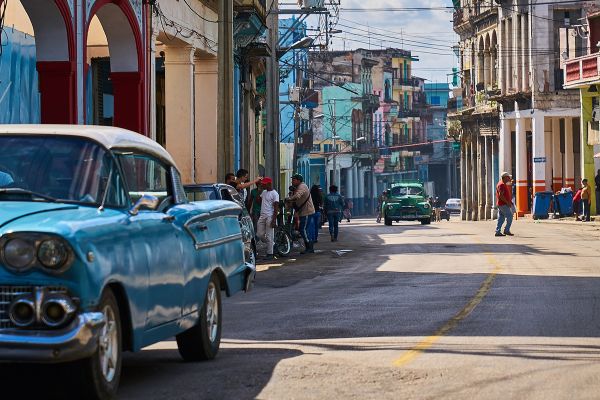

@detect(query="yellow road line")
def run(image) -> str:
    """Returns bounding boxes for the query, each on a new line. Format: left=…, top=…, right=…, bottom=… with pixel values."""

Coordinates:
left=392, top=246, right=503, bottom=367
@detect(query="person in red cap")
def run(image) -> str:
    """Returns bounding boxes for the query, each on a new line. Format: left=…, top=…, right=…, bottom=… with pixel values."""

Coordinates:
left=256, top=177, right=279, bottom=260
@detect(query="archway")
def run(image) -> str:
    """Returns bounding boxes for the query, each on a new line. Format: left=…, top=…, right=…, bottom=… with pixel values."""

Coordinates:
left=0, top=0, right=76, bottom=123
left=491, top=30, right=498, bottom=87
left=86, top=0, right=145, bottom=135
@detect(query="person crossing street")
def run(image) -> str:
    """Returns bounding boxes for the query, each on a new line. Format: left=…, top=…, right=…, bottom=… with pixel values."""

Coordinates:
left=324, top=185, right=345, bottom=242
left=495, top=172, right=514, bottom=237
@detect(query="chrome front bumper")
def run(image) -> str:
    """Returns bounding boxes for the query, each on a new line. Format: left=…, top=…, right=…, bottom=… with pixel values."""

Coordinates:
left=0, top=312, right=106, bottom=363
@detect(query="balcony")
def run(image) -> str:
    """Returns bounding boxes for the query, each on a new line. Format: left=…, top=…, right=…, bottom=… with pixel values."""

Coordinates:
left=563, top=53, right=600, bottom=89
left=234, top=0, right=267, bottom=23
left=393, top=77, right=420, bottom=89
left=397, top=109, right=421, bottom=120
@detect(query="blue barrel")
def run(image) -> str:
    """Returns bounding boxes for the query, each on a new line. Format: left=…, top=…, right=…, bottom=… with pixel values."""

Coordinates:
left=554, top=192, right=574, bottom=217
left=532, top=191, right=553, bottom=219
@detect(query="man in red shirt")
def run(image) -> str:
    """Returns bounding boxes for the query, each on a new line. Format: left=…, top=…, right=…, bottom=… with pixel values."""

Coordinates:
left=496, top=171, right=514, bottom=237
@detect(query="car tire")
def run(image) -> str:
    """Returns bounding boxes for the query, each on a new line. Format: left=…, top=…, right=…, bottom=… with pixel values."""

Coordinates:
left=275, top=230, right=292, bottom=257
left=76, top=289, right=122, bottom=400
left=176, top=274, right=222, bottom=361
left=420, top=218, right=431, bottom=225
left=384, top=217, right=392, bottom=226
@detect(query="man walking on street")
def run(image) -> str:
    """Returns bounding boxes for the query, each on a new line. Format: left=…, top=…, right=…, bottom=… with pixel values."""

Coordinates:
left=581, top=178, right=591, bottom=222
left=324, top=185, right=345, bottom=242
left=285, top=174, right=315, bottom=254
left=256, top=177, right=279, bottom=260
left=496, top=172, right=514, bottom=237
left=433, top=197, right=441, bottom=222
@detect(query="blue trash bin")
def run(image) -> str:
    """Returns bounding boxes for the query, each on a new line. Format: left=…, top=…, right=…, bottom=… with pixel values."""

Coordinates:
left=533, top=191, right=553, bottom=219
left=554, top=192, right=574, bottom=217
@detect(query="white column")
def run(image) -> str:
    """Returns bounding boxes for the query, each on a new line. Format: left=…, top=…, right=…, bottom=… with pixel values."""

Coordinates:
left=465, top=139, right=472, bottom=221
left=521, top=13, right=529, bottom=92
left=551, top=117, right=562, bottom=191
left=564, top=117, right=575, bottom=189
left=544, top=118, right=553, bottom=191
left=345, top=168, right=354, bottom=200
left=478, top=136, right=485, bottom=219
left=195, top=56, right=219, bottom=184
left=164, top=45, right=195, bottom=184
left=515, top=116, right=528, bottom=213
left=515, top=15, right=522, bottom=91
left=499, top=117, right=512, bottom=176
left=491, top=136, right=498, bottom=219
left=532, top=114, right=546, bottom=194
left=149, top=32, right=158, bottom=141
left=358, top=168, right=365, bottom=199
left=471, top=136, right=478, bottom=220
left=485, top=136, right=493, bottom=219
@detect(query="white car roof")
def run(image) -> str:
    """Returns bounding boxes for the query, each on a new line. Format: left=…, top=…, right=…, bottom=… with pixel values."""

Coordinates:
left=0, top=124, right=177, bottom=168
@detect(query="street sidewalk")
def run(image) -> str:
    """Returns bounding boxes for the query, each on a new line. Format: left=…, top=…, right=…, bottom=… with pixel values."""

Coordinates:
left=522, top=214, right=600, bottom=227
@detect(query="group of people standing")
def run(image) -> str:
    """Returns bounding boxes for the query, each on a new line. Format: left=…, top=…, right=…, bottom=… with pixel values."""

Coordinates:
left=228, top=169, right=347, bottom=260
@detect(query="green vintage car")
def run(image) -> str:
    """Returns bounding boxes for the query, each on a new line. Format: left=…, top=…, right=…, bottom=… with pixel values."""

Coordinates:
left=382, top=182, right=432, bottom=226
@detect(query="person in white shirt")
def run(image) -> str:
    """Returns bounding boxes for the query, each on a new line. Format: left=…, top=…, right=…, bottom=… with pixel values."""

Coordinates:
left=256, top=177, right=279, bottom=260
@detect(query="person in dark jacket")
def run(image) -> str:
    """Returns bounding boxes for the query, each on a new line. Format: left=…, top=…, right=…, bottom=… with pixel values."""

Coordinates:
left=324, top=185, right=345, bottom=242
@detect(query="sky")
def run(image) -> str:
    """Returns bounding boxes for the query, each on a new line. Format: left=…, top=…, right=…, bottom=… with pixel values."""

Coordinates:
left=306, top=0, right=460, bottom=85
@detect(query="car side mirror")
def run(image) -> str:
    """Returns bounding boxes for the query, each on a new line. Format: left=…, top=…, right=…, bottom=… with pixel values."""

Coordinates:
left=129, top=194, right=159, bottom=215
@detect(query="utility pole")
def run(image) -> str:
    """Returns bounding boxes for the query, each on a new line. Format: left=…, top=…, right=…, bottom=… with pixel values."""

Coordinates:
left=218, top=0, right=234, bottom=179
left=329, top=100, right=337, bottom=184
left=266, top=0, right=280, bottom=190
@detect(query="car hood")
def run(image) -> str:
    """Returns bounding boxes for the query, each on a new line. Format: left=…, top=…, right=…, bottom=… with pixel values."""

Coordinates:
left=0, top=202, right=81, bottom=229
left=387, top=195, right=427, bottom=205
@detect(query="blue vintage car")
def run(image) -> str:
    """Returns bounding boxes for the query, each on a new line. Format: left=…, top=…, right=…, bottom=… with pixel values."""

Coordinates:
left=0, top=125, right=255, bottom=399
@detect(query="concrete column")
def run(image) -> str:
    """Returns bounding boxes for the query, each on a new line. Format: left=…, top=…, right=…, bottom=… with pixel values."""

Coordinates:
left=471, top=135, right=478, bottom=220
left=532, top=114, right=546, bottom=195
left=507, top=18, right=513, bottom=91
left=345, top=168, right=354, bottom=200
left=521, top=13, right=529, bottom=91
left=352, top=164, right=359, bottom=204
left=491, top=136, right=498, bottom=219
left=499, top=18, right=505, bottom=93
left=551, top=117, right=562, bottom=191
left=195, top=56, right=219, bottom=184
left=164, top=45, right=195, bottom=184
left=465, top=138, right=472, bottom=221
left=149, top=32, right=159, bottom=141
left=544, top=118, right=553, bottom=191
left=499, top=117, right=512, bottom=177
left=515, top=116, right=528, bottom=214
left=218, top=0, right=235, bottom=179
left=483, top=51, right=490, bottom=89
left=478, top=136, right=486, bottom=219
left=358, top=167, right=365, bottom=215
left=515, top=15, right=522, bottom=91
left=485, top=136, right=493, bottom=219
left=461, top=139, right=467, bottom=221
left=564, top=117, right=575, bottom=190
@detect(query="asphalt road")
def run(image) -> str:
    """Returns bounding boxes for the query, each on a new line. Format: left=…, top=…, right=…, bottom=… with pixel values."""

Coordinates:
left=11, top=217, right=600, bottom=399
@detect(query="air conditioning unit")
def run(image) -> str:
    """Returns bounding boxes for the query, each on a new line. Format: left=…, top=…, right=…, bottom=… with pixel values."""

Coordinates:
left=592, top=106, right=600, bottom=122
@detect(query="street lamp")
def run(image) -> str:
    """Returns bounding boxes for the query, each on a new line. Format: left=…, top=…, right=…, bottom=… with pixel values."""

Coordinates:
left=277, top=37, right=315, bottom=59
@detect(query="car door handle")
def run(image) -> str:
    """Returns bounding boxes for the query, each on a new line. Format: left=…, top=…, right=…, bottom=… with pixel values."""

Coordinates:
left=197, top=224, right=208, bottom=231
left=163, top=215, right=175, bottom=223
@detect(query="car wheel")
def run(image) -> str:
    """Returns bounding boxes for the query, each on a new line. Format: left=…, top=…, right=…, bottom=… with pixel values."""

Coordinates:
left=76, top=289, right=122, bottom=400
left=176, top=274, right=222, bottom=361
left=275, top=230, right=292, bottom=256
left=420, top=218, right=431, bottom=225
left=384, top=217, right=392, bottom=226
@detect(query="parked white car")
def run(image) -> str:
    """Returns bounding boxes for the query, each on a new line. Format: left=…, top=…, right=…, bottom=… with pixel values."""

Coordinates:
left=445, top=198, right=461, bottom=214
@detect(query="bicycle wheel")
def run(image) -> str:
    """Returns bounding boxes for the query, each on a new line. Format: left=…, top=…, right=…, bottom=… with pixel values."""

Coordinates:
left=274, top=229, right=292, bottom=256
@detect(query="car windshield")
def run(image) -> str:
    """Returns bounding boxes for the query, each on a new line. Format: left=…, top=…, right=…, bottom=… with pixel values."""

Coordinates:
left=0, top=135, right=117, bottom=205
left=389, top=186, right=423, bottom=196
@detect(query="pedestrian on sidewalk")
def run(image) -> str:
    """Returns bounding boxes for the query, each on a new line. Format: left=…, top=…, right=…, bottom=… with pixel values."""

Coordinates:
left=595, top=169, right=600, bottom=215
left=433, top=197, right=442, bottom=222
left=308, top=185, right=322, bottom=243
left=285, top=174, right=315, bottom=254
left=495, top=172, right=514, bottom=237
left=581, top=178, right=591, bottom=222
left=256, top=177, right=279, bottom=260
left=247, top=181, right=263, bottom=232
left=324, top=185, right=345, bottom=242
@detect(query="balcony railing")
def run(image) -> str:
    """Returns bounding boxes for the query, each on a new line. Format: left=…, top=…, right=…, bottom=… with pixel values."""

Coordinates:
left=393, top=77, right=420, bottom=88
left=563, top=53, right=600, bottom=88
left=398, top=109, right=421, bottom=119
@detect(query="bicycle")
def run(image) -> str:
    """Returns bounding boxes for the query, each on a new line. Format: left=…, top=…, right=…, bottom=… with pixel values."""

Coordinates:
left=274, top=203, right=305, bottom=257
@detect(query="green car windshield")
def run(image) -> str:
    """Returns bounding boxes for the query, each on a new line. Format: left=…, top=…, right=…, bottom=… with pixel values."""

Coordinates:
left=0, top=135, right=127, bottom=207
left=389, top=186, right=423, bottom=197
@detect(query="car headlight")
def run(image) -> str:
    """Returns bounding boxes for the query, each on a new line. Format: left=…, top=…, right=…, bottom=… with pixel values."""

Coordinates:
left=38, top=239, right=69, bottom=270
left=4, top=239, right=36, bottom=270
left=423, top=203, right=430, bottom=209
left=1, top=234, right=74, bottom=274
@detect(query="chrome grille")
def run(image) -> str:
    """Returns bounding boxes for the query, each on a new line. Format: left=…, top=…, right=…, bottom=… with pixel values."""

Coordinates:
left=0, top=286, right=68, bottom=330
